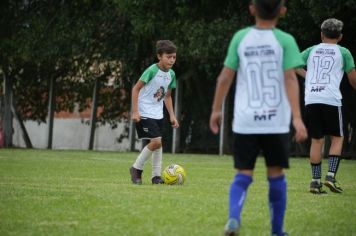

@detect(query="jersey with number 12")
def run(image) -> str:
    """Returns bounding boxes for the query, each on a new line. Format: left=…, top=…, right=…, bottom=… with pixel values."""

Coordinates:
left=224, top=27, right=303, bottom=134
left=302, top=43, right=355, bottom=106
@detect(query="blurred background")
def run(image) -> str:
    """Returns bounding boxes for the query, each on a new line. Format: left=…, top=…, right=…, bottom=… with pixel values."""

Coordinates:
left=0, top=0, right=355, bottom=158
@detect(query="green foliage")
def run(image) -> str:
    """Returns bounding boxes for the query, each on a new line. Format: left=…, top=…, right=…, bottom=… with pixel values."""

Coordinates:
left=1, top=0, right=356, bottom=153
left=1, top=149, right=356, bottom=235
left=284, top=0, right=356, bottom=51
left=0, top=0, right=131, bottom=124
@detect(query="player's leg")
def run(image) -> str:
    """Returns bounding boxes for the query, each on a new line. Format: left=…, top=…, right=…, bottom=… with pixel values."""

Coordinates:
left=146, top=118, right=164, bottom=184
left=309, top=138, right=327, bottom=194
left=305, top=104, right=327, bottom=194
left=267, top=167, right=287, bottom=236
left=263, top=133, right=289, bottom=236
left=130, top=140, right=152, bottom=184
left=225, top=169, right=253, bottom=236
left=324, top=136, right=343, bottom=192
left=130, top=118, right=160, bottom=184
left=149, top=138, right=164, bottom=184
left=326, top=136, right=343, bottom=181
left=323, top=105, right=344, bottom=193
left=224, top=133, right=258, bottom=236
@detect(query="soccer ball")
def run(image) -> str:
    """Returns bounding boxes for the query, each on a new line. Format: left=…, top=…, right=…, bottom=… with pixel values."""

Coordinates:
left=162, top=164, right=186, bottom=185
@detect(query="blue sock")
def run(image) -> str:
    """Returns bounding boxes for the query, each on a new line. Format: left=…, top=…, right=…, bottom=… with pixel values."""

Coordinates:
left=268, top=175, right=287, bottom=236
left=229, top=173, right=253, bottom=224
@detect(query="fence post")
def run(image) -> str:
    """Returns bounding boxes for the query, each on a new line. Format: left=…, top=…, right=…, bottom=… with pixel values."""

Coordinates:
left=172, top=78, right=181, bottom=153
left=47, top=76, right=55, bottom=149
left=219, top=98, right=226, bottom=156
left=128, top=83, right=136, bottom=151
left=89, top=78, right=100, bottom=150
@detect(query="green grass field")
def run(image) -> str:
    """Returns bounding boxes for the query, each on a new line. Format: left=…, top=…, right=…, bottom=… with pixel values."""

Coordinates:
left=0, top=149, right=356, bottom=236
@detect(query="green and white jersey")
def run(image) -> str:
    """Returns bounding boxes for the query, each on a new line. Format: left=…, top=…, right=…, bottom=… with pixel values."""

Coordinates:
left=138, top=64, right=176, bottom=119
left=224, top=27, right=303, bottom=134
left=302, top=43, right=355, bottom=106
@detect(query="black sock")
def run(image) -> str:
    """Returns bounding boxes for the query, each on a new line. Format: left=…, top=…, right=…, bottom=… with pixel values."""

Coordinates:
left=311, top=162, right=322, bottom=182
left=327, top=155, right=341, bottom=177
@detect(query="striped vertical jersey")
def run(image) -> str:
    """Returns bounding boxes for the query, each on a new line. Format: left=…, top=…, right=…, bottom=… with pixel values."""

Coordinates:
left=302, top=43, right=355, bottom=106
left=138, top=64, right=176, bottom=119
left=224, top=27, right=303, bottom=134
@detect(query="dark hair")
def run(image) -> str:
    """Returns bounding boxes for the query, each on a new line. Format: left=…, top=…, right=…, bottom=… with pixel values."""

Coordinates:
left=156, top=40, right=177, bottom=55
left=253, top=0, right=284, bottom=20
left=321, top=18, right=343, bottom=39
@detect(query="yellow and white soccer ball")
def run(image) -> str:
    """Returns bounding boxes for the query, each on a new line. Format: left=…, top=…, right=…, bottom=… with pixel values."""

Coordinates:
left=162, top=164, right=186, bottom=185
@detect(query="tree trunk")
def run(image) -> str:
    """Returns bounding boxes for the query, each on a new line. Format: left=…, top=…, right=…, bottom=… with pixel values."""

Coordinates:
left=3, top=73, right=13, bottom=147
left=11, top=102, right=32, bottom=148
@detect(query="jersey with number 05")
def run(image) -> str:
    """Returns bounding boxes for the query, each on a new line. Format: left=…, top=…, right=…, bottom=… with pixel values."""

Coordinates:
left=224, top=27, right=303, bottom=134
left=302, top=43, right=355, bottom=106
left=138, top=64, right=176, bottom=119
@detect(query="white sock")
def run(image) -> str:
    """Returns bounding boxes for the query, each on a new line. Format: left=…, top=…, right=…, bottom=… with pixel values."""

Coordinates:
left=133, top=146, right=153, bottom=170
left=312, top=178, right=321, bottom=184
left=152, top=147, right=162, bottom=177
left=327, top=172, right=335, bottom=177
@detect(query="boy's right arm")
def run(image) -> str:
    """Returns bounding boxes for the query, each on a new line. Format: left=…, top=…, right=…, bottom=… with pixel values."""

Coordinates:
left=347, top=68, right=356, bottom=89
left=209, top=67, right=236, bottom=134
left=131, top=81, right=145, bottom=122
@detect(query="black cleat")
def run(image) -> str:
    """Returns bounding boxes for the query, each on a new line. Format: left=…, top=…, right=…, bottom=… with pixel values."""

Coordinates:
left=152, top=176, right=164, bottom=184
left=324, top=175, right=343, bottom=193
left=130, top=167, right=143, bottom=185
left=310, top=181, right=327, bottom=194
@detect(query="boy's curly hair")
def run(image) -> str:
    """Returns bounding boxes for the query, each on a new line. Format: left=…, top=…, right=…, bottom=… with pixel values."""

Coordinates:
left=321, top=18, right=343, bottom=39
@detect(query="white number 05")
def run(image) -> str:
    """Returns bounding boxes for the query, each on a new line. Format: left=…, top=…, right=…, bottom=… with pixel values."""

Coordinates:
left=246, top=61, right=281, bottom=108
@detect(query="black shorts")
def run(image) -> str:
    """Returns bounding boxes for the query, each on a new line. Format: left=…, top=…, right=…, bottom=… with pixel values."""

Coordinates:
left=233, top=133, right=290, bottom=170
left=135, top=117, right=163, bottom=139
left=305, top=104, right=343, bottom=139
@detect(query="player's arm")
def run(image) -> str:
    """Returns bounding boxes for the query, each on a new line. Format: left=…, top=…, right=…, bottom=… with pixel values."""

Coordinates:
left=347, top=68, right=356, bottom=89
left=164, top=89, right=179, bottom=128
left=284, top=69, right=308, bottom=142
left=131, top=80, right=145, bottom=122
left=209, top=67, right=236, bottom=134
left=295, top=68, right=306, bottom=78
left=296, top=47, right=311, bottom=79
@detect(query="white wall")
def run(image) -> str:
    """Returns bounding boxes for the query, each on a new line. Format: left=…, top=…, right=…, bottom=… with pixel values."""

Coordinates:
left=12, top=118, right=141, bottom=151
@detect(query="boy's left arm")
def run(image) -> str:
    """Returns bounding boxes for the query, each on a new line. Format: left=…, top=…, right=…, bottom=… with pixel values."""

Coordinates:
left=164, top=90, right=179, bottom=128
left=295, top=68, right=306, bottom=78
left=284, top=69, right=308, bottom=142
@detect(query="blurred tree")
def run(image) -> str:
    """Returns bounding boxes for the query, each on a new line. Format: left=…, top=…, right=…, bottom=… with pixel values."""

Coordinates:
left=0, top=0, right=131, bottom=124
left=115, top=0, right=252, bottom=152
left=0, top=0, right=355, bottom=156
left=115, top=0, right=356, bottom=156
